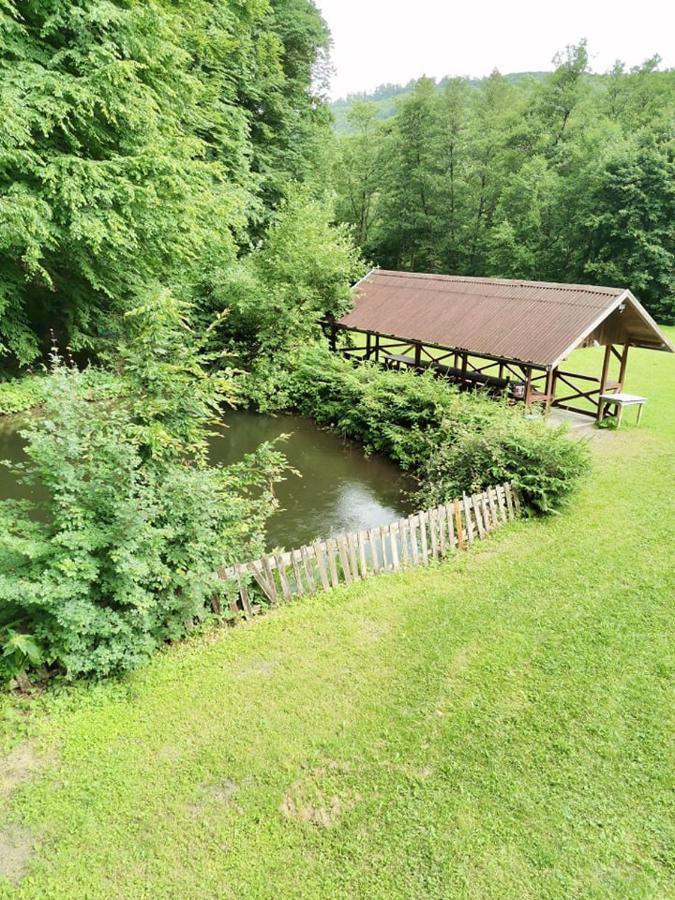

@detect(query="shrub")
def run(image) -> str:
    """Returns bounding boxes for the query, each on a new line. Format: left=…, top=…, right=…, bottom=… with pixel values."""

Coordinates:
left=242, top=345, right=590, bottom=514
left=0, top=368, right=123, bottom=416
left=0, top=375, right=46, bottom=415
left=199, top=190, right=364, bottom=362
left=414, top=417, right=591, bottom=514
left=0, top=294, right=286, bottom=683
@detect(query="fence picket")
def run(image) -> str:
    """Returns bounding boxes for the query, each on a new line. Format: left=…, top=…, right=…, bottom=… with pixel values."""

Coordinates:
left=337, top=536, right=352, bottom=584
left=437, top=506, right=446, bottom=555
left=397, top=519, right=407, bottom=565
left=454, top=500, right=465, bottom=550
left=301, top=545, right=316, bottom=593
left=419, top=513, right=429, bottom=563
left=496, top=484, right=508, bottom=524
left=472, top=495, right=486, bottom=539
left=429, top=508, right=439, bottom=558
left=235, top=564, right=253, bottom=615
left=504, top=484, right=515, bottom=519
left=463, top=495, right=475, bottom=544
left=485, top=488, right=497, bottom=529
left=357, top=531, right=369, bottom=578
left=409, top=516, right=419, bottom=564
left=291, top=549, right=305, bottom=595
left=390, top=523, right=400, bottom=570
left=380, top=526, right=389, bottom=570
left=369, top=528, right=382, bottom=573
left=347, top=533, right=360, bottom=580
left=313, top=541, right=331, bottom=590
left=327, top=538, right=340, bottom=587
left=274, top=552, right=292, bottom=600
left=262, top=556, right=279, bottom=602
left=445, top=502, right=456, bottom=549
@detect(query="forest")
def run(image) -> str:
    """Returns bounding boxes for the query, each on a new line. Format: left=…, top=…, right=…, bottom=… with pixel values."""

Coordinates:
left=333, top=44, right=675, bottom=322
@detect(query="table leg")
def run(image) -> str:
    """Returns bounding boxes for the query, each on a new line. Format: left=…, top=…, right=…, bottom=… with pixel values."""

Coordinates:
left=636, top=404, right=644, bottom=426
left=617, top=404, right=623, bottom=428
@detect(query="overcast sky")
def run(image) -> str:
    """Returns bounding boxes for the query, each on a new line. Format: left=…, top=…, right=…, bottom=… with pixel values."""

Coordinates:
left=316, top=0, right=674, bottom=100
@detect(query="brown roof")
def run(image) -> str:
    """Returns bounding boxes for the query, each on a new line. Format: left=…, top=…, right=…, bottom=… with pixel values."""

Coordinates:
left=336, top=270, right=673, bottom=367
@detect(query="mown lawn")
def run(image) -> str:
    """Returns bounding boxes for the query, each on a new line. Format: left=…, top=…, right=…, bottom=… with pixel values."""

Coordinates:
left=1, top=333, right=674, bottom=899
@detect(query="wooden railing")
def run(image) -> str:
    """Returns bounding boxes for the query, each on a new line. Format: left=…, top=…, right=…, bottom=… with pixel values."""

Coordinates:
left=215, top=483, right=520, bottom=616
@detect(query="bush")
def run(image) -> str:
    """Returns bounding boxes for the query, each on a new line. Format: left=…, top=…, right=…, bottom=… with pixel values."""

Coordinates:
left=199, top=190, right=364, bottom=362
left=242, top=345, right=590, bottom=514
left=0, top=295, right=286, bottom=683
left=414, top=417, right=591, bottom=514
left=0, top=368, right=123, bottom=416
left=0, top=375, right=46, bottom=415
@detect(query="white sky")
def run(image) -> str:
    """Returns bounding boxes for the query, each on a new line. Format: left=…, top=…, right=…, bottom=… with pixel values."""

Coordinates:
left=316, top=0, right=675, bottom=100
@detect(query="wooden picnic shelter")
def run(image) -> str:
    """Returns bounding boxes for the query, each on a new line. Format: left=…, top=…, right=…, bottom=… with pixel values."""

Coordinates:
left=326, top=270, right=674, bottom=420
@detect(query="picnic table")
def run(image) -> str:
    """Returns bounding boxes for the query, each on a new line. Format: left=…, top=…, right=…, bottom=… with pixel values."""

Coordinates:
left=598, top=392, right=647, bottom=428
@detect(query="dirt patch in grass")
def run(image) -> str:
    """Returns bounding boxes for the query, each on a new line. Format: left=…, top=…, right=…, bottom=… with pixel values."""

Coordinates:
left=189, top=778, right=245, bottom=817
left=280, top=792, right=343, bottom=828
left=281, top=764, right=360, bottom=829
left=234, top=657, right=277, bottom=678
left=357, top=618, right=390, bottom=643
left=0, top=741, right=57, bottom=796
left=203, top=779, right=239, bottom=804
left=0, top=825, right=34, bottom=884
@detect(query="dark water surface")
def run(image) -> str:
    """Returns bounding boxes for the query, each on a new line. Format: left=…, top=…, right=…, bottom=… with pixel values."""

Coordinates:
left=0, top=410, right=415, bottom=550
left=212, top=411, right=416, bottom=548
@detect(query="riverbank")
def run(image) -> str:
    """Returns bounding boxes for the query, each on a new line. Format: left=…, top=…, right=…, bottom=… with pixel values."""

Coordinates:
left=0, top=332, right=673, bottom=896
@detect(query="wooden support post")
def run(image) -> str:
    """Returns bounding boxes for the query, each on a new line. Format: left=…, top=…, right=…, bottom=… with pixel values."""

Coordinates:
left=597, top=344, right=613, bottom=421
left=414, top=341, right=422, bottom=370
left=374, top=333, right=380, bottom=363
left=461, top=352, right=468, bottom=385
left=365, top=332, right=372, bottom=359
left=524, top=367, right=533, bottom=406
left=550, top=367, right=558, bottom=409
left=618, top=343, right=630, bottom=389
left=329, top=324, right=337, bottom=353
left=544, top=367, right=554, bottom=414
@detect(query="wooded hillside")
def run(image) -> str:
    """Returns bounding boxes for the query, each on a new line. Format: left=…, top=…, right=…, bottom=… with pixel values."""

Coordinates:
left=332, top=44, right=675, bottom=321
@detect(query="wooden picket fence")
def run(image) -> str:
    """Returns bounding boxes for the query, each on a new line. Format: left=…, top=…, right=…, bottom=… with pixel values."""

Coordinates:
left=216, top=482, right=520, bottom=615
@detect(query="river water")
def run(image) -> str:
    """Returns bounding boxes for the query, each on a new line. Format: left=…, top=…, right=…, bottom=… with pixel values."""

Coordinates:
left=0, top=410, right=415, bottom=550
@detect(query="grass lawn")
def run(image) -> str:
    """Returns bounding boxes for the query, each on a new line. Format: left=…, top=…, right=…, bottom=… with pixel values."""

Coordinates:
left=1, top=332, right=673, bottom=898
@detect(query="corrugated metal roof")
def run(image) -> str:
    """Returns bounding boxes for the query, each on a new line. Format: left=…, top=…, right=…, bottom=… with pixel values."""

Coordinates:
left=336, top=270, right=672, bottom=366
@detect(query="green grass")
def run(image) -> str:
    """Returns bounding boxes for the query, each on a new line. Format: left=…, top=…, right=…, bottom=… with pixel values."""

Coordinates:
left=1, top=334, right=674, bottom=898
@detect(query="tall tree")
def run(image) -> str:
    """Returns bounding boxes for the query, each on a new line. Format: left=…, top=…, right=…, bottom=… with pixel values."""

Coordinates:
left=333, top=101, right=384, bottom=250
left=0, top=0, right=334, bottom=366
left=579, top=133, right=675, bottom=323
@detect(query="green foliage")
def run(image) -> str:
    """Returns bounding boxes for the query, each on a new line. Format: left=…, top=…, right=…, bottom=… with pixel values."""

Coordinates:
left=0, top=334, right=673, bottom=896
left=242, top=346, right=590, bottom=513
left=0, top=0, right=332, bottom=366
left=0, top=374, right=45, bottom=415
left=201, top=190, right=364, bottom=361
left=415, top=417, right=591, bottom=514
left=579, top=134, right=675, bottom=323
left=333, top=46, right=675, bottom=320
left=0, top=295, right=287, bottom=681
left=0, top=367, right=122, bottom=415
